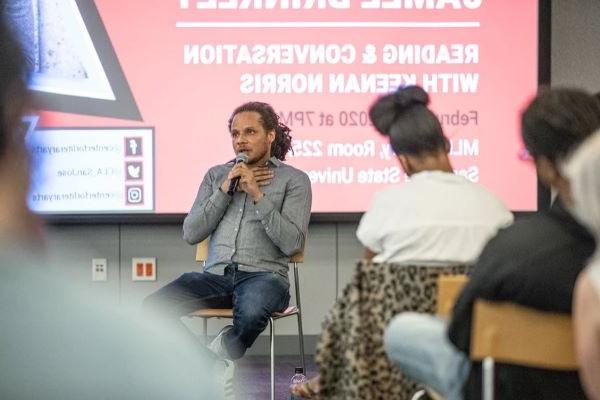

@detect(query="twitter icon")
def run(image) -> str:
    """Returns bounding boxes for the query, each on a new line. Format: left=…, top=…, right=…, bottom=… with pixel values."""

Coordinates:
left=126, top=161, right=143, bottom=180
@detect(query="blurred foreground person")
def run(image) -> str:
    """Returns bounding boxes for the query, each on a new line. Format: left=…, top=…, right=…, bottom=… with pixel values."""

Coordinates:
left=569, top=131, right=600, bottom=400
left=0, top=7, right=217, bottom=400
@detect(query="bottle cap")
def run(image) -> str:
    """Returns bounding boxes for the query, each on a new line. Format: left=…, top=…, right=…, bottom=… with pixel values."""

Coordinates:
left=294, top=367, right=304, bottom=374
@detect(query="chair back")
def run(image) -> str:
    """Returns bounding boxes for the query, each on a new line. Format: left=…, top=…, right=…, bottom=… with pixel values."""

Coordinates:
left=289, top=251, right=304, bottom=313
left=436, top=274, right=468, bottom=318
left=470, top=300, right=577, bottom=370
left=195, top=238, right=209, bottom=263
left=290, top=251, right=304, bottom=263
left=195, top=238, right=303, bottom=266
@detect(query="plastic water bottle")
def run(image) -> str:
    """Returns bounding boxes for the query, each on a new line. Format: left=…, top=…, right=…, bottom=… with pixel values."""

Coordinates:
left=289, top=367, right=307, bottom=400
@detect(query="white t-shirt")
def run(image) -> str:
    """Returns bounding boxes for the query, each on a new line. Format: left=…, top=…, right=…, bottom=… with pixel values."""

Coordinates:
left=356, top=170, right=513, bottom=265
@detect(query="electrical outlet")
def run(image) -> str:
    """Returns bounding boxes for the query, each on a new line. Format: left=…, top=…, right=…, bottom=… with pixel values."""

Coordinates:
left=132, top=257, right=156, bottom=281
left=92, top=258, right=108, bottom=281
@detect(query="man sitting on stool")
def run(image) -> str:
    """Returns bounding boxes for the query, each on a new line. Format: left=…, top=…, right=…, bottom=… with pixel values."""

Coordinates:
left=144, top=101, right=312, bottom=399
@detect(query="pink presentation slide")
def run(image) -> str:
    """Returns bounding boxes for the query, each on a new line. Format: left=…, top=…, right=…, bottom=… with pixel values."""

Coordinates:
left=28, top=0, right=538, bottom=214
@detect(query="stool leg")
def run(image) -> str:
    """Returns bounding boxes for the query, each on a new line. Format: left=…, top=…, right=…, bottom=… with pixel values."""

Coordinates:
left=483, top=357, right=494, bottom=400
left=270, top=317, right=275, bottom=400
left=203, top=318, right=208, bottom=344
left=296, top=312, right=306, bottom=373
left=292, top=261, right=306, bottom=373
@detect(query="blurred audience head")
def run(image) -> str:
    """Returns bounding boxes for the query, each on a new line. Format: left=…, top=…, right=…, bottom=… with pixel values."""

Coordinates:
left=0, top=8, right=29, bottom=144
left=521, top=88, right=600, bottom=203
left=0, top=6, right=39, bottom=242
left=369, top=85, right=451, bottom=176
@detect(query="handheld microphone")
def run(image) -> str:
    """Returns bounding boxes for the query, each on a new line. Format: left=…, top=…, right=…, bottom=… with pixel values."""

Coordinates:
left=227, top=152, right=248, bottom=195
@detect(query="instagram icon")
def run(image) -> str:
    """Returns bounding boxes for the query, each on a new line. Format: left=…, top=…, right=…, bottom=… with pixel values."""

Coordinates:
left=126, top=186, right=144, bottom=205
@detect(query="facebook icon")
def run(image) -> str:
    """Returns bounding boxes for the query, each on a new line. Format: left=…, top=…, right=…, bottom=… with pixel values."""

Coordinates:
left=125, top=137, right=143, bottom=156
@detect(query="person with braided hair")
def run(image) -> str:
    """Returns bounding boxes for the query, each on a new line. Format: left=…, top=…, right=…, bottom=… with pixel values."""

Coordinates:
left=144, top=101, right=311, bottom=399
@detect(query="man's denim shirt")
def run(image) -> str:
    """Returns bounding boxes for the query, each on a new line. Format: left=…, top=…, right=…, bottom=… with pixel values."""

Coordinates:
left=183, top=157, right=312, bottom=279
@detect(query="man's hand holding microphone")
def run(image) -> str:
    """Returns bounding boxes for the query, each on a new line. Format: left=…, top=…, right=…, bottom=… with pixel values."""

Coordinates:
left=220, top=152, right=275, bottom=202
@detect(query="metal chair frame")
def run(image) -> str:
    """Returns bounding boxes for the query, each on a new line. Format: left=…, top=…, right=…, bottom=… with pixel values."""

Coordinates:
left=188, top=239, right=305, bottom=400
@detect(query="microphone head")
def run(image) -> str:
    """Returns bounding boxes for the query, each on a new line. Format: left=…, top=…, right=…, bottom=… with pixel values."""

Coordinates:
left=235, top=152, right=248, bottom=164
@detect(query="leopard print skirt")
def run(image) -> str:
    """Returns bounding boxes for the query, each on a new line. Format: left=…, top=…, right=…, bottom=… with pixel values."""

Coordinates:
left=315, top=261, right=471, bottom=400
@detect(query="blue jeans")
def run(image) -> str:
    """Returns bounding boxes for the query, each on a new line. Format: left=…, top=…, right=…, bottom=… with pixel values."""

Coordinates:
left=384, top=313, right=471, bottom=400
left=144, top=264, right=290, bottom=360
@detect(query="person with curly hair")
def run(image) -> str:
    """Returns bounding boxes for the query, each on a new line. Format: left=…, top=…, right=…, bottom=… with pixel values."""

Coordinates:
left=144, top=101, right=312, bottom=399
